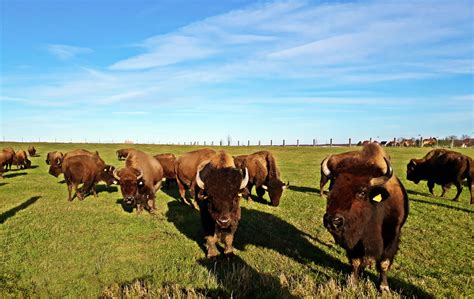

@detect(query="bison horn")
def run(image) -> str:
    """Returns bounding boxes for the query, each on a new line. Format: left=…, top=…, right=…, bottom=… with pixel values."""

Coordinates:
left=196, top=168, right=205, bottom=190
left=240, top=168, right=249, bottom=189
left=113, top=168, right=121, bottom=181
left=370, top=157, right=393, bottom=186
left=136, top=168, right=144, bottom=180
left=321, top=155, right=332, bottom=177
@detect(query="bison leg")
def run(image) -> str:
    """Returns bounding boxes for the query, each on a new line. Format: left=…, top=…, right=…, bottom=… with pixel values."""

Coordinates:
left=177, top=179, right=187, bottom=203
left=67, top=183, right=73, bottom=201
left=205, top=234, right=219, bottom=258
left=147, top=198, right=156, bottom=214
left=350, top=258, right=363, bottom=281
left=440, top=184, right=451, bottom=197
left=377, top=259, right=391, bottom=293
left=468, top=175, right=473, bottom=204
left=452, top=181, right=463, bottom=201
left=223, top=232, right=234, bottom=255
left=136, top=203, right=144, bottom=214
left=427, top=180, right=435, bottom=196
left=256, top=186, right=266, bottom=198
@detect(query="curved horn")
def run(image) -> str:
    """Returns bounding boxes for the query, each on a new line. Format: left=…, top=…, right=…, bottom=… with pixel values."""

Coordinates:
left=196, top=168, right=205, bottom=190
left=113, top=168, right=121, bottom=181
left=240, top=168, right=249, bottom=189
left=370, top=157, right=393, bottom=186
left=136, top=168, right=144, bottom=180
left=321, top=156, right=332, bottom=177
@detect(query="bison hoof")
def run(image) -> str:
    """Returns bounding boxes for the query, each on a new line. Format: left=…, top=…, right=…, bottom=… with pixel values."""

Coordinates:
left=224, top=247, right=234, bottom=256
left=207, top=249, right=219, bottom=259
left=379, top=285, right=390, bottom=294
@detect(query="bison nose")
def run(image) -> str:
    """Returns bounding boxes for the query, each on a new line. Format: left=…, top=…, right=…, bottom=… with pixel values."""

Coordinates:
left=217, top=217, right=230, bottom=225
left=125, top=196, right=134, bottom=203
left=323, top=213, right=345, bottom=231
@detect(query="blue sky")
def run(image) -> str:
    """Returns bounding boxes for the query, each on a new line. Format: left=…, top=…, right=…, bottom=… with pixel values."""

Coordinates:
left=1, top=0, right=473, bottom=144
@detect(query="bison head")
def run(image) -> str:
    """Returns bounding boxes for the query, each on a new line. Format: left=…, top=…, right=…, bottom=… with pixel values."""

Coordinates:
left=262, top=179, right=289, bottom=206
left=48, top=154, right=64, bottom=177
left=196, top=166, right=249, bottom=229
left=406, top=159, right=421, bottom=184
left=322, top=157, right=393, bottom=250
left=101, top=165, right=117, bottom=186
left=113, top=167, right=144, bottom=205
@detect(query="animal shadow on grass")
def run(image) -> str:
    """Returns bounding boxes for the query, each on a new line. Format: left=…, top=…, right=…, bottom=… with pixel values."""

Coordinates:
left=115, top=199, right=134, bottom=213
left=0, top=196, right=41, bottom=224
left=3, top=172, right=27, bottom=179
left=28, top=165, right=39, bottom=169
left=166, top=202, right=433, bottom=298
left=96, top=184, right=118, bottom=194
left=409, top=197, right=473, bottom=214
left=0, top=182, right=8, bottom=187
left=288, top=185, right=320, bottom=194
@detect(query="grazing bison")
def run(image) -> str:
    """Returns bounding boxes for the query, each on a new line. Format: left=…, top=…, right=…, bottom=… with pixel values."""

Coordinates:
left=0, top=152, right=8, bottom=178
left=320, top=148, right=390, bottom=197
left=154, top=153, right=177, bottom=188
left=2, top=147, right=15, bottom=171
left=195, top=150, right=249, bottom=258
left=175, top=148, right=217, bottom=205
left=233, top=151, right=288, bottom=206
left=407, top=149, right=472, bottom=203
left=28, top=145, right=37, bottom=157
left=113, top=149, right=163, bottom=213
left=62, top=154, right=116, bottom=201
left=421, top=137, right=437, bottom=147
left=116, top=148, right=135, bottom=160
left=322, top=144, right=408, bottom=292
left=13, top=150, right=31, bottom=169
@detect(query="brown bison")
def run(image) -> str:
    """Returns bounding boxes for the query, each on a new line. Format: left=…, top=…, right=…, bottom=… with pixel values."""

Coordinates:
left=47, top=149, right=98, bottom=177
left=407, top=149, right=472, bottom=203
left=62, top=154, right=116, bottom=201
left=421, top=137, right=437, bottom=147
left=13, top=150, right=31, bottom=169
left=322, top=144, right=408, bottom=292
left=320, top=148, right=390, bottom=197
left=195, top=150, right=249, bottom=258
left=116, top=148, right=135, bottom=160
left=233, top=151, right=288, bottom=206
left=2, top=147, right=15, bottom=171
left=0, top=152, right=8, bottom=178
left=175, top=148, right=217, bottom=205
left=113, top=149, right=163, bottom=213
left=28, top=145, right=37, bottom=157
left=154, top=153, right=177, bottom=188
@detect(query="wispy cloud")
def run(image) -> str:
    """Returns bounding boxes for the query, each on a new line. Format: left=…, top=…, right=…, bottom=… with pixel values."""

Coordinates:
left=47, top=44, right=93, bottom=60
left=112, top=111, right=149, bottom=115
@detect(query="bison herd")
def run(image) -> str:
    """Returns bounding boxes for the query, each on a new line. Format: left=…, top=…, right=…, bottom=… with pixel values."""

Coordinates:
left=1, top=144, right=473, bottom=293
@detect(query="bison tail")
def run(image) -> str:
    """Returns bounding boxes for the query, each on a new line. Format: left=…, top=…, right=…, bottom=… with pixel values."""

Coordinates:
left=265, top=152, right=280, bottom=180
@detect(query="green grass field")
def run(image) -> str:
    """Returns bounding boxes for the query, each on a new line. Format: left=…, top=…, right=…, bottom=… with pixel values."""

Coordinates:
left=0, top=142, right=473, bottom=298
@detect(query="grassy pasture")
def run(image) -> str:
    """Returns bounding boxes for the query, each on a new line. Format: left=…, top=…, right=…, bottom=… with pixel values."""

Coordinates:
left=0, top=142, right=473, bottom=298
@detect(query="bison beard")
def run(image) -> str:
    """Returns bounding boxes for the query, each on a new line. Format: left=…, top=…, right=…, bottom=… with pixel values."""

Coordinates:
left=198, top=167, right=245, bottom=258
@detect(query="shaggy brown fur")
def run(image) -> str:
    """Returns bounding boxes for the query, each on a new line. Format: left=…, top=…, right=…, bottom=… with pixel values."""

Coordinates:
left=323, top=144, right=408, bottom=293
left=407, top=149, right=472, bottom=203
left=2, top=147, right=15, bottom=171
left=154, top=153, right=177, bottom=188
left=13, top=150, right=31, bottom=169
left=175, top=148, right=217, bottom=205
left=196, top=151, right=247, bottom=258
left=27, top=145, right=36, bottom=157
left=234, top=151, right=287, bottom=206
left=114, top=149, right=163, bottom=213
left=47, top=149, right=97, bottom=177
left=116, top=148, right=136, bottom=160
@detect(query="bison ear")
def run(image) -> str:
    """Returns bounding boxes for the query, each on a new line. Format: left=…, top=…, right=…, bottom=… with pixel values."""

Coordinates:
left=369, top=187, right=390, bottom=203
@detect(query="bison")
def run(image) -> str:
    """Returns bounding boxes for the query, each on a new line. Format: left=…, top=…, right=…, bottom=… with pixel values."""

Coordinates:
left=62, top=154, right=116, bottom=201
left=47, top=149, right=98, bottom=177
left=13, top=150, right=31, bottom=169
left=0, top=152, right=8, bottom=178
left=195, top=150, right=248, bottom=258
left=116, top=148, right=135, bottom=160
left=322, top=144, right=408, bottom=292
left=154, top=153, right=177, bottom=189
left=28, top=145, right=37, bottom=157
left=2, top=147, right=15, bottom=171
left=233, top=151, right=288, bottom=206
left=175, top=148, right=217, bottom=206
left=113, top=149, right=163, bottom=213
left=407, top=149, right=472, bottom=203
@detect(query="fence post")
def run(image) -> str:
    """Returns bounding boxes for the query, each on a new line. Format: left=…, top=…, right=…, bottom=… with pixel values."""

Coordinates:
left=369, top=137, right=372, bottom=143
left=330, top=138, right=333, bottom=147
left=212, top=141, right=214, bottom=146
left=204, top=141, right=206, bottom=146
left=283, top=139, right=285, bottom=147
left=270, top=140, right=273, bottom=146
left=296, top=139, right=299, bottom=147
left=248, top=140, right=250, bottom=146
left=258, top=140, right=261, bottom=146
left=420, top=137, right=423, bottom=147
left=349, top=138, right=352, bottom=147
left=313, top=139, right=315, bottom=146
left=220, top=140, right=222, bottom=146
left=227, top=140, right=230, bottom=146
left=238, top=140, right=240, bottom=146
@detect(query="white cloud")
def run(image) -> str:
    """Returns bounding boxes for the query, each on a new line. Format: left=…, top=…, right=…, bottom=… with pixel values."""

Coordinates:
left=47, top=44, right=93, bottom=60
